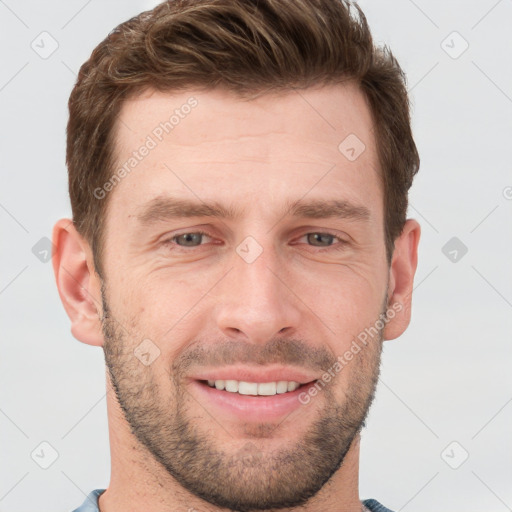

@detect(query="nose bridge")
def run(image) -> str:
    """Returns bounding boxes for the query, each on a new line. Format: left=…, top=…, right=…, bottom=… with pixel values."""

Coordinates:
left=214, top=236, right=301, bottom=342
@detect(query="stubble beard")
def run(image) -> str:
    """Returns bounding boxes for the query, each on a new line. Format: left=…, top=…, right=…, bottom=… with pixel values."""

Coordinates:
left=101, top=290, right=385, bottom=511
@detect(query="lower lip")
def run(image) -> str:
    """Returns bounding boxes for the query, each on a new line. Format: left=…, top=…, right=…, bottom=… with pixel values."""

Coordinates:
left=189, top=380, right=313, bottom=422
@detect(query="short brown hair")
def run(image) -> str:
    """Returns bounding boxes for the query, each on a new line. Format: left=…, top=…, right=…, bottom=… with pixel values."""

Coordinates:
left=67, top=0, right=419, bottom=276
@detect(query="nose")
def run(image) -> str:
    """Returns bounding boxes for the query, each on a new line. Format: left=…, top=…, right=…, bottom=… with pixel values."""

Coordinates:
left=213, top=242, right=303, bottom=344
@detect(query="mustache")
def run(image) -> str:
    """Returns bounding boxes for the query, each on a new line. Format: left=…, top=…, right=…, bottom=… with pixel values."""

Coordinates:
left=174, top=338, right=337, bottom=375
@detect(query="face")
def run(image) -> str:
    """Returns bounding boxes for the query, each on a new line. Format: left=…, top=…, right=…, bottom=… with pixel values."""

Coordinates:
left=99, top=83, right=391, bottom=510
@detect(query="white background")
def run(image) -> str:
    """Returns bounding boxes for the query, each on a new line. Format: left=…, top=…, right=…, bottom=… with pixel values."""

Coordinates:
left=1, top=1, right=511, bottom=511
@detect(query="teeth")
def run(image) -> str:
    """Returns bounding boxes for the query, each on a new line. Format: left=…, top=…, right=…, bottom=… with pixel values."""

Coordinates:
left=207, top=379, right=301, bottom=396
left=258, top=382, right=276, bottom=395
left=276, top=381, right=289, bottom=394
left=239, top=381, right=258, bottom=395
left=288, top=381, right=300, bottom=392
left=225, top=380, right=238, bottom=392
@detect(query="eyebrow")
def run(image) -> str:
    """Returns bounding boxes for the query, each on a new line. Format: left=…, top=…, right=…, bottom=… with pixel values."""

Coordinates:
left=288, top=198, right=370, bottom=222
left=135, top=195, right=371, bottom=225
left=136, top=196, right=243, bottom=224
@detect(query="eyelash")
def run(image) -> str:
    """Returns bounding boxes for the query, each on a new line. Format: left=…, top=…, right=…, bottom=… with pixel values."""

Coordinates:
left=162, top=230, right=348, bottom=252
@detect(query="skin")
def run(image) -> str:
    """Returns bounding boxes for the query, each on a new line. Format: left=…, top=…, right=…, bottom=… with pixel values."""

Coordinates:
left=53, top=82, right=420, bottom=512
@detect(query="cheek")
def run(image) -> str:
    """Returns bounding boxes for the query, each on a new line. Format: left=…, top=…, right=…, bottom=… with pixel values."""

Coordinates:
left=121, top=275, right=210, bottom=357
left=298, top=270, right=386, bottom=358
left=295, top=261, right=384, bottom=314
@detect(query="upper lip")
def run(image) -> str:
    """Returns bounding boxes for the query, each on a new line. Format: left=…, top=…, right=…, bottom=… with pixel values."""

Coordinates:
left=189, top=366, right=320, bottom=385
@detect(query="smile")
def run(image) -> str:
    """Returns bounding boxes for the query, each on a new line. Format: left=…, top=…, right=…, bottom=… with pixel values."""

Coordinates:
left=206, top=379, right=302, bottom=396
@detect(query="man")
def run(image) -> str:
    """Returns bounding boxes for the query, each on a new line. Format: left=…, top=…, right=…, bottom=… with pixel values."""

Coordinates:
left=52, top=0, right=420, bottom=510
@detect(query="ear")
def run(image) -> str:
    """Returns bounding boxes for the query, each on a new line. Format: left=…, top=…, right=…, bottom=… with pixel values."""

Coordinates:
left=52, top=218, right=104, bottom=347
left=383, top=219, right=421, bottom=341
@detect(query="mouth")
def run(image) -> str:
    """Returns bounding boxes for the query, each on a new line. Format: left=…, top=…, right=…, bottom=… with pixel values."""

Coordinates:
left=189, top=371, right=319, bottom=423
left=201, top=379, right=312, bottom=396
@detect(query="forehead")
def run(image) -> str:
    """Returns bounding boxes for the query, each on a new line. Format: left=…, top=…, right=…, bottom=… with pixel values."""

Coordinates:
left=108, top=83, right=382, bottom=222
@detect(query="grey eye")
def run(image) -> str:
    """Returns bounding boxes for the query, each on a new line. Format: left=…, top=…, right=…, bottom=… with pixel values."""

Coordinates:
left=307, top=233, right=335, bottom=247
left=174, top=233, right=204, bottom=246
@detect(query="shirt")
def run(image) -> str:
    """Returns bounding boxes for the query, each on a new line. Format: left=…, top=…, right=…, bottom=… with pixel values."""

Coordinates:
left=72, top=489, right=395, bottom=512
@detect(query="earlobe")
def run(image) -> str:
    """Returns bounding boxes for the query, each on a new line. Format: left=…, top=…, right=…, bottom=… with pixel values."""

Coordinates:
left=52, top=218, right=105, bottom=347
left=383, top=219, right=421, bottom=341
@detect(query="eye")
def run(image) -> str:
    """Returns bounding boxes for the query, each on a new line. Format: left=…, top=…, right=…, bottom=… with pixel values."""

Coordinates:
left=297, top=232, right=348, bottom=251
left=306, top=233, right=337, bottom=247
left=161, top=230, right=347, bottom=252
left=166, top=231, right=213, bottom=248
